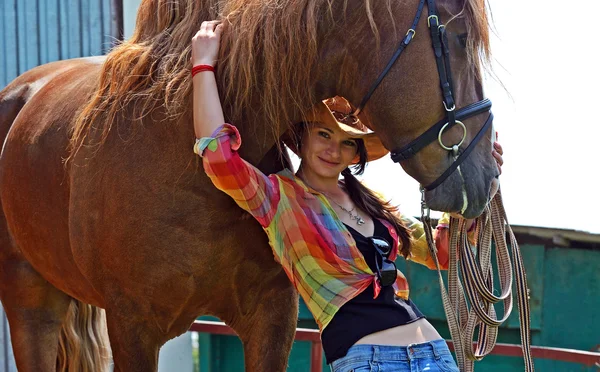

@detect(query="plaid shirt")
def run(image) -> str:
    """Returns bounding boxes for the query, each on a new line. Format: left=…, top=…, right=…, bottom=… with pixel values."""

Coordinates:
left=195, top=124, right=451, bottom=331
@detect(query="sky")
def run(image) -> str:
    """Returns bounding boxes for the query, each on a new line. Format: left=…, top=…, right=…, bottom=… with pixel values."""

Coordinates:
left=357, top=0, right=600, bottom=234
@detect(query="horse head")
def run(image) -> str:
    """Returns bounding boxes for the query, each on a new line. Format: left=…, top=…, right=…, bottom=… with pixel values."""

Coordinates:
left=314, top=0, right=497, bottom=218
left=216, top=0, right=497, bottom=218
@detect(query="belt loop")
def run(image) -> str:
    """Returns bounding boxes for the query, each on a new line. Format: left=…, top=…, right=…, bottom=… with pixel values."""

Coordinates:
left=372, top=345, right=379, bottom=362
left=431, top=341, right=441, bottom=359
left=407, top=343, right=415, bottom=361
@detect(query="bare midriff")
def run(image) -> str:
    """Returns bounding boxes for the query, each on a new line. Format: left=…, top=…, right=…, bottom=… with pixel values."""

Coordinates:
left=354, top=318, right=442, bottom=346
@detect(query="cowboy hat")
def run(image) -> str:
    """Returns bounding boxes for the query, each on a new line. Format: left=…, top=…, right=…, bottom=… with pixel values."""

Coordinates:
left=287, top=96, right=388, bottom=163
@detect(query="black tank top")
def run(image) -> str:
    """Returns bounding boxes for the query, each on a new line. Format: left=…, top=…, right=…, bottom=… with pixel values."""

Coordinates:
left=321, top=218, right=424, bottom=364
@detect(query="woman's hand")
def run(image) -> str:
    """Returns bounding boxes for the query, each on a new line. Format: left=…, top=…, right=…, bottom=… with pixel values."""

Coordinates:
left=492, top=132, right=504, bottom=175
left=192, top=20, right=223, bottom=67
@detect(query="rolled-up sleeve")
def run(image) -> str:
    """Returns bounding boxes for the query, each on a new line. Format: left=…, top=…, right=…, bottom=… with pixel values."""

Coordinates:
left=195, top=124, right=280, bottom=227
left=402, top=214, right=451, bottom=270
left=402, top=213, right=477, bottom=270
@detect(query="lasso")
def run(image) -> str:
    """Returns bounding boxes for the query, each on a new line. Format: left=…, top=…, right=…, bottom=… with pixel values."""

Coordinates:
left=422, top=189, right=534, bottom=372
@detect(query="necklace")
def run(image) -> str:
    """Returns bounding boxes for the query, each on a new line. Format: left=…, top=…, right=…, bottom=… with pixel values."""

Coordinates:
left=297, top=174, right=366, bottom=226
left=325, top=196, right=366, bottom=226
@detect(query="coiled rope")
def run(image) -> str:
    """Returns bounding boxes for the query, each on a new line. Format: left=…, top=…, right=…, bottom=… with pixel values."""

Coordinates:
left=421, top=189, right=535, bottom=371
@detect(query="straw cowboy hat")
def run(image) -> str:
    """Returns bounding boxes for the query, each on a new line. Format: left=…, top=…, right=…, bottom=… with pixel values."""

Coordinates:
left=287, top=96, right=389, bottom=163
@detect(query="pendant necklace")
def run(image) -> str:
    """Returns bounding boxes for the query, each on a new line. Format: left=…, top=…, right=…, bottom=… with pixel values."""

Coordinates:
left=297, top=174, right=366, bottom=226
left=326, top=196, right=366, bottom=226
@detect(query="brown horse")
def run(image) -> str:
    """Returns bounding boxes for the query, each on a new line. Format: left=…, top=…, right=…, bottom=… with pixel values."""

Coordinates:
left=0, top=0, right=496, bottom=371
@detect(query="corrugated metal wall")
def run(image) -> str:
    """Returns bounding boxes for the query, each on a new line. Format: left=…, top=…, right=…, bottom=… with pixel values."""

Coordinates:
left=0, top=0, right=116, bottom=89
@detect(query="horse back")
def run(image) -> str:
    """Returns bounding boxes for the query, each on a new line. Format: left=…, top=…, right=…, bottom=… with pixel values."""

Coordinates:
left=0, top=57, right=106, bottom=306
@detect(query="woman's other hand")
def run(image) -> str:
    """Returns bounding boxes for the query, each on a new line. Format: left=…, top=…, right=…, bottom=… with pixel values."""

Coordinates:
left=192, top=20, right=223, bottom=66
left=492, top=132, right=503, bottom=175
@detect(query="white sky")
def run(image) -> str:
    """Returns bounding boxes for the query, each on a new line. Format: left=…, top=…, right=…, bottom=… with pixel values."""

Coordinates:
left=358, top=0, right=600, bottom=234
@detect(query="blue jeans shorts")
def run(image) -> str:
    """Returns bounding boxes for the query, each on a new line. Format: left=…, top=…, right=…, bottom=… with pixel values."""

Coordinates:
left=330, top=339, right=460, bottom=372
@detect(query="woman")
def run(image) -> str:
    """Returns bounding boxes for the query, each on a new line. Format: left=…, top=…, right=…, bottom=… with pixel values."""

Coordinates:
left=192, top=21, right=503, bottom=372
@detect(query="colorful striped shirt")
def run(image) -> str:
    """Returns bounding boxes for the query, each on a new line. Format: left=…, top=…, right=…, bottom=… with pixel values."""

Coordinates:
left=195, top=124, right=451, bottom=331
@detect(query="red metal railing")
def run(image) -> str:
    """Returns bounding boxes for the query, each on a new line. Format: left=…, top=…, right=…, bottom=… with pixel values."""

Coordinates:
left=189, top=320, right=600, bottom=371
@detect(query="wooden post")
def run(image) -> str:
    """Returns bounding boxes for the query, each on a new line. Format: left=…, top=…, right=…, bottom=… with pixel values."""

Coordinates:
left=310, top=341, right=323, bottom=372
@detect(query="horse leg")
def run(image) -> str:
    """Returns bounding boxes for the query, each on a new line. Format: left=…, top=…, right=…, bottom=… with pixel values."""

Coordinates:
left=105, top=310, right=163, bottom=372
left=231, top=272, right=299, bottom=372
left=0, top=255, right=72, bottom=371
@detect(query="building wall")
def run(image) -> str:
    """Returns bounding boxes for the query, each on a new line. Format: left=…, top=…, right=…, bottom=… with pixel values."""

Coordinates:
left=0, top=0, right=115, bottom=89
left=0, top=306, right=15, bottom=372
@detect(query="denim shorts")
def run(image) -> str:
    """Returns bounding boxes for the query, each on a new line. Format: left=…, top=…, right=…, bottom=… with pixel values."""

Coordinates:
left=330, top=339, right=460, bottom=372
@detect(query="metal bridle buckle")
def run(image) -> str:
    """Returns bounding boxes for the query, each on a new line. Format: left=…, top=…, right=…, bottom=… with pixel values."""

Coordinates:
left=404, top=29, right=416, bottom=44
left=420, top=186, right=430, bottom=219
left=427, top=15, right=439, bottom=28
left=438, top=120, right=467, bottom=154
left=443, top=101, right=456, bottom=112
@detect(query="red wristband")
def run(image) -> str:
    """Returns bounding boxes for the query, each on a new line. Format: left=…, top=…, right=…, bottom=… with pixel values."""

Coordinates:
left=192, top=64, right=215, bottom=77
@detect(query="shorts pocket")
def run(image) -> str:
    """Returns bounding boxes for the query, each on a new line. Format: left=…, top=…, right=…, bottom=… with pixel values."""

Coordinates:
left=331, top=357, right=373, bottom=372
left=434, top=354, right=460, bottom=372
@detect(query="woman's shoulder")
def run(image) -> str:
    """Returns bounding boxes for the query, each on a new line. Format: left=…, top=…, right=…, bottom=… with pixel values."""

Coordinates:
left=272, top=169, right=316, bottom=199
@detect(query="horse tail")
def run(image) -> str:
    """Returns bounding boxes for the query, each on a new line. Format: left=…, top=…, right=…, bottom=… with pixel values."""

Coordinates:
left=57, top=300, right=111, bottom=372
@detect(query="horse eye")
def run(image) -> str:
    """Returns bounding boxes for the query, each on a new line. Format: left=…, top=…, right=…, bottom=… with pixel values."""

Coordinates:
left=457, top=33, right=468, bottom=48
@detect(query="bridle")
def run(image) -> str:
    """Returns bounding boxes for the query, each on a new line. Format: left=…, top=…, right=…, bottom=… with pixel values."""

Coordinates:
left=352, top=0, right=493, bottom=191
left=349, top=4, right=536, bottom=372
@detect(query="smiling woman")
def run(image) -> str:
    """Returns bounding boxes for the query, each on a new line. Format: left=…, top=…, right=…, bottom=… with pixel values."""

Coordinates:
left=191, top=16, right=507, bottom=369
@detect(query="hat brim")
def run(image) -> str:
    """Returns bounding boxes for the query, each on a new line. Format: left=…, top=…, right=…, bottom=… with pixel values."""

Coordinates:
left=285, top=101, right=389, bottom=164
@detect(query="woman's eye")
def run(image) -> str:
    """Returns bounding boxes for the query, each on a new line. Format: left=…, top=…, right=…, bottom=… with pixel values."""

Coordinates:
left=318, top=131, right=330, bottom=139
left=343, top=140, right=357, bottom=147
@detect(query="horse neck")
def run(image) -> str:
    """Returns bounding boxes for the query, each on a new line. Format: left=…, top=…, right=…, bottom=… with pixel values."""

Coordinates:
left=314, top=1, right=415, bottom=109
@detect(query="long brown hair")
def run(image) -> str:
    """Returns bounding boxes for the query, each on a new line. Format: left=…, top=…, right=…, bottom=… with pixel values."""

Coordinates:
left=342, top=142, right=412, bottom=258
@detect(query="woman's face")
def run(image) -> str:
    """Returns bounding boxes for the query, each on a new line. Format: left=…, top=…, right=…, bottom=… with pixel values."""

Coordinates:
left=300, top=120, right=358, bottom=179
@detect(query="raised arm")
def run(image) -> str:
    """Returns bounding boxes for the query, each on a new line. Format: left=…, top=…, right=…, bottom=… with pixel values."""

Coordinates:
left=191, top=21, right=280, bottom=227
left=192, top=20, right=225, bottom=138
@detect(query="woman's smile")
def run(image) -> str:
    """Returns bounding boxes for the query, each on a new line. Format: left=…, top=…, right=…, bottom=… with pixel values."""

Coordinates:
left=318, top=156, right=341, bottom=167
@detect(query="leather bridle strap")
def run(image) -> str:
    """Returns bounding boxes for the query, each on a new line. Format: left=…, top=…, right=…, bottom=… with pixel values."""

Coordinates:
left=351, top=0, right=427, bottom=117
left=390, top=99, right=492, bottom=162
left=427, top=0, right=456, bottom=123
left=423, top=111, right=493, bottom=191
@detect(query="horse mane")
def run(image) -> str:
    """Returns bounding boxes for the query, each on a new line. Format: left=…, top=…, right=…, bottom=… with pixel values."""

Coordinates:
left=455, top=0, right=492, bottom=74
left=69, top=0, right=491, bottom=158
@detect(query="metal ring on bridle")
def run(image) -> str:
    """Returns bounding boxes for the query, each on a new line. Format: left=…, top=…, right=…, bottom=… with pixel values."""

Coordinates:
left=438, top=120, right=466, bottom=151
